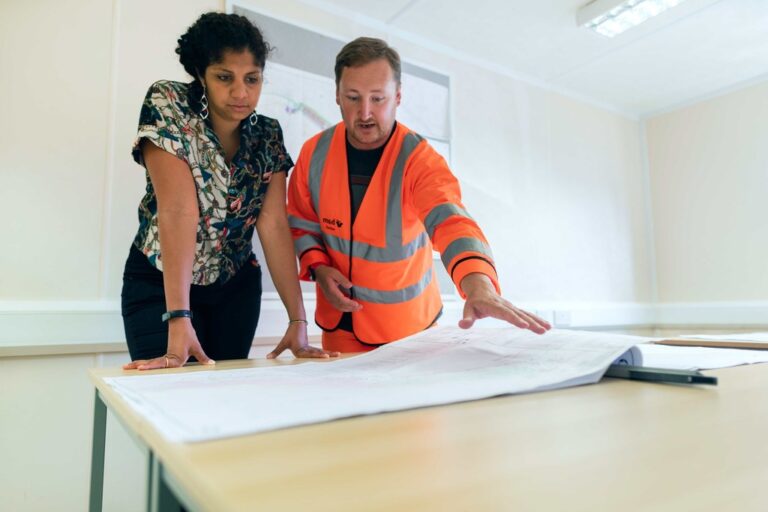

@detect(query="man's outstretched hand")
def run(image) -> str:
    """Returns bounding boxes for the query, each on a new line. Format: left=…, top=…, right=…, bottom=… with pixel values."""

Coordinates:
left=459, top=273, right=551, bottom=334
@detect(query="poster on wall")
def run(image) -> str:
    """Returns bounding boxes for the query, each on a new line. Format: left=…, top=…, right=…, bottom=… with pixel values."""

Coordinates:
left=258, top=61, right=452, bottom=165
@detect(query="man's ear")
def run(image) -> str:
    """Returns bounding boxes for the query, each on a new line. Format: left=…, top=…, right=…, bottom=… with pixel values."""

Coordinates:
left=395, top=86, right=402, bottom=106
left=335, top=87, right=341, bottom=106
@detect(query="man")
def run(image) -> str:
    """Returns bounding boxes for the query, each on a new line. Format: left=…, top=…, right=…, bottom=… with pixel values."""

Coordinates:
left=287, top=37, right=550, bottom=353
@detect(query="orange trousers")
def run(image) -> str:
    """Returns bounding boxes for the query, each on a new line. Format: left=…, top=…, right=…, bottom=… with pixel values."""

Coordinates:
left=322, top=321, right=440, bottom=353
left=322, top=329, right=381, bottom=353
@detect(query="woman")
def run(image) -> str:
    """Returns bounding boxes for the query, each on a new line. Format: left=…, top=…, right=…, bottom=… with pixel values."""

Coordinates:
left=122, top=12, right=338, bottom=370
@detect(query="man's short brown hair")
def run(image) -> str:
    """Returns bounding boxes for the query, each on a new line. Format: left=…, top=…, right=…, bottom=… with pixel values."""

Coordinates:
left=334, top=37, right=401, bottom=86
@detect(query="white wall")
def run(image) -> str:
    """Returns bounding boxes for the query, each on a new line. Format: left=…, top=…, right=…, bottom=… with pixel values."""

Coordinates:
left=0, top=0, right=113, bottom=299
left=1, top=0, right=659, bottom=510
left=449, top=73, right=651, bottom=304
left=646, top=81, right=768, bottom=323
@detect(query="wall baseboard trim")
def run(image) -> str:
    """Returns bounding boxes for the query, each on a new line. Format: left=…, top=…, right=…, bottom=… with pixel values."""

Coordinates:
left=0, top=298, right=321, bottom=349
left=438, top=300, right=658, bottom=329
left=654, top=301, right=768, bottom=327
left=2, top=299, right=766, bottom=354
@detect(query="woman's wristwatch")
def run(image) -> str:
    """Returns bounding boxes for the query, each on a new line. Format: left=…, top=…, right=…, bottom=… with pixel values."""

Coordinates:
left=161, top=310, right=193, bottom=322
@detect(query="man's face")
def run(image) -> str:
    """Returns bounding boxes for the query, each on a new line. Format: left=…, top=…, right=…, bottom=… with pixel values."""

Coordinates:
left=336, top=58, right=401, bottom=150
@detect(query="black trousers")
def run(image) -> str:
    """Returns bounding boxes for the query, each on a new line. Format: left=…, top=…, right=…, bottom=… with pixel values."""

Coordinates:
left=121, top=245, right=262, bottom=361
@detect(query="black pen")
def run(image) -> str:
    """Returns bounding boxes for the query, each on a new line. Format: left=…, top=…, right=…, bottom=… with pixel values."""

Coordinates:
left=604, top=364, right=718, bottom=386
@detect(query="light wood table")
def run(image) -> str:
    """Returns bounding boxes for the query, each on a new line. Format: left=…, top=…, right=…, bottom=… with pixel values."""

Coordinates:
left=88, top=358, right=768, bottom=512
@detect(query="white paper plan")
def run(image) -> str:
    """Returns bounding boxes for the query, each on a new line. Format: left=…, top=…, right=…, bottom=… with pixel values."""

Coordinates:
left=105, top=327, right=652, bottom=442
left=637, top=344, right=768, bottom=370
left=679, top=332, right=768, bottom=342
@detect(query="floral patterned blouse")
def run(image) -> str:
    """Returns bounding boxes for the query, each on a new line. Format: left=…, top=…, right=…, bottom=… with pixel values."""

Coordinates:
left=132, top=80, right=293, bottom=285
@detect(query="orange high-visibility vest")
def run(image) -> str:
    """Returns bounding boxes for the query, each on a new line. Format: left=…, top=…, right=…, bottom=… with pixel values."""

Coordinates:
left=287, top=122, right=500, bottom=344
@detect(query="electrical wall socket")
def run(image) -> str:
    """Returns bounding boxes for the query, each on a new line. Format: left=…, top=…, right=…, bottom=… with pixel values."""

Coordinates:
left=554, top=310, right=572, bottom=327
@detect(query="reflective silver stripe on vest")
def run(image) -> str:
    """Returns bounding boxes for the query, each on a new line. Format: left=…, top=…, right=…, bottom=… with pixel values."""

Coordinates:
left=353, top=266, right=434, bottom=304
left=319, top=233, right=349, bottom=255
left=306, top=129, right=437, bottom=304
left=295, top=234, right=324, bottom=255
left=440, top=237, right=494, bottom=269
left=423, top=203, right=474, bottom=239
left=322, top=231, right=429, bottom=263
left=307, top=129, right=428, bottom=265
left=288, top=215, right=321, bottom=234
left=383, top=132, right=423, bottom=248
left=308, top=127, right=335, bottom=213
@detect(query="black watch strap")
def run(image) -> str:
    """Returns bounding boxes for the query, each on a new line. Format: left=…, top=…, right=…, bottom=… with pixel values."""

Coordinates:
left=161, top=309, right=193, bottom=322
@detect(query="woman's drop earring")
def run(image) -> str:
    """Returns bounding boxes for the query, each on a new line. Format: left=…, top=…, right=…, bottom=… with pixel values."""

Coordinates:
left=199, top=82, right=210, bottom=120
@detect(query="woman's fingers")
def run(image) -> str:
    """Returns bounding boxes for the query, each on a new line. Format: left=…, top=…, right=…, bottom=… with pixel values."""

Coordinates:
left=267, top=342, right=341, bottom=359
left=123, top=351, right=205, bottom=371
left=266, top=340, right=289, bottom=359
left=135, top=356, right=172, bottom=371
left=123, top=358, right=169, bottom=370
left=295, top=345, right=340, bottom=358
left=188, top=345, right=215, bottom=366
left=123, top=359, right=147, bottom=370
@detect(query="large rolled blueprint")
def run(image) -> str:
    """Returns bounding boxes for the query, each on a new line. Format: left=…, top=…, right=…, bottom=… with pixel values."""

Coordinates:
left=105, top=327, right=651, bottom=442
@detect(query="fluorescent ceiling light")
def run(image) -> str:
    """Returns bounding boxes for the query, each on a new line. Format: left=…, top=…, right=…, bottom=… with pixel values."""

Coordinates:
left=577, top=0, right=689, bottom=38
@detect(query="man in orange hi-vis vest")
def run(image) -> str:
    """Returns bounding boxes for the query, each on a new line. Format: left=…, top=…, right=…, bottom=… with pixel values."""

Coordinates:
left=285, top=37, right=551, bottom=354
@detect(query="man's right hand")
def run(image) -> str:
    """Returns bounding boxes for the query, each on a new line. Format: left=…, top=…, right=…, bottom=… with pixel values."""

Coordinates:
left=314, top=265, right=363, bottom=312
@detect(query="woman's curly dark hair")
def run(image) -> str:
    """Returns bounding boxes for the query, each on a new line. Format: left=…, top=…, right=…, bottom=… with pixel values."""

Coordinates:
left=176, top=12, right=270, bottom=79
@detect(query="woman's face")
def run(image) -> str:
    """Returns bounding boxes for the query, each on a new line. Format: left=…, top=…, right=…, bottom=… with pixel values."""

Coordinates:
left=202, top=49, right=263, bottom=125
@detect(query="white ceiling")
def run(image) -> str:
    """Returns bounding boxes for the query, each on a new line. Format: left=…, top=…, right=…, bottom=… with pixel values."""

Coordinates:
left=303, top=0, right=768, bottom=117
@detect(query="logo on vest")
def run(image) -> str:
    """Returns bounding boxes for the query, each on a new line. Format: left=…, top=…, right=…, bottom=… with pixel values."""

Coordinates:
left=322, top=217, right=344, bottom=230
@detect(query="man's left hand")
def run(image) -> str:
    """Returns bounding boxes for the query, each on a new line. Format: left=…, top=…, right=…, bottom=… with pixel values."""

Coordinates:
left=459, top=274, right=551, bottom=334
